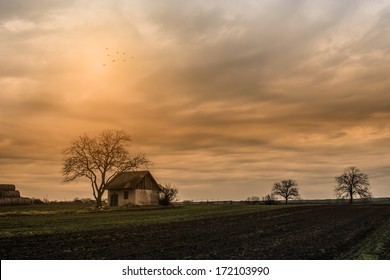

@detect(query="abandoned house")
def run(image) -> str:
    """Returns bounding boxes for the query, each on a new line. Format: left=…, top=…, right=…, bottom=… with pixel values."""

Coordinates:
left=106, top=171, right=161, bottom=207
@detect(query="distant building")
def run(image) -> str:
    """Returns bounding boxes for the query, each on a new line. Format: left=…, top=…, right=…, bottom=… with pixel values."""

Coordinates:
left=106, top=171, right=161, bottom=207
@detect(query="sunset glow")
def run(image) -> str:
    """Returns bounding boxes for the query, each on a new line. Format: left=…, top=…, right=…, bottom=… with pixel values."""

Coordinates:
left=1, top=0, right=389, bottom=201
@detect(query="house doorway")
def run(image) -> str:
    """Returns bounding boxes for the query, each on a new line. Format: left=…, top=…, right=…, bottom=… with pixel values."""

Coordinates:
left=110, top=193, right=118, bottom=206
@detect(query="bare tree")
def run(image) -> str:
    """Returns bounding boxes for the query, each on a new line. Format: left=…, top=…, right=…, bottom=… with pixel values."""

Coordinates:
left=335, top=166, right=372, bottom=204
left=159, top=182, right=179, bottom=206
left=262, top=194, right=278, bottom=205
left=62, top=130, right=150, bottom=208
left=272, top=179, right=300, bottom=204
left=246, top=196, right=260, bottom=202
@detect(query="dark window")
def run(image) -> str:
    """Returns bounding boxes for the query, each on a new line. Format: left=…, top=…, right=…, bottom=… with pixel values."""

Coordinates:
left=124, top=191, right=128, bottom=199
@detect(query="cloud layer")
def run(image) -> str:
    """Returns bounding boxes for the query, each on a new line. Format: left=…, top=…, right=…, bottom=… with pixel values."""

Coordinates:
left=1, top=0, right=389, bottom=200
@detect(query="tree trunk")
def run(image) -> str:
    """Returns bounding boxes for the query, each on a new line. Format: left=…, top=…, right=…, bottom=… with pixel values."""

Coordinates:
left=349, top=190, right=353, bottom=204
left=285, top=197, right=288, bottom=204
left=95, top=192, right=104, bottom=208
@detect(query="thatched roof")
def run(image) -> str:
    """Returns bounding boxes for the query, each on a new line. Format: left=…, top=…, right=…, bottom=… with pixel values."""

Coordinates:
left=106, top=171, right=161, bottom=190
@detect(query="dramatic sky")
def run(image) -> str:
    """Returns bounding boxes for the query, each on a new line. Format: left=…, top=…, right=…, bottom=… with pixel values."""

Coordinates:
left=1, top=0, right=389, bottom=201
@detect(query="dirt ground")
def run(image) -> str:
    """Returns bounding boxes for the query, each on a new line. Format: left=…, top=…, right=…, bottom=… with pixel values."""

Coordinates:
left=1, top=205, right=389, bottom=259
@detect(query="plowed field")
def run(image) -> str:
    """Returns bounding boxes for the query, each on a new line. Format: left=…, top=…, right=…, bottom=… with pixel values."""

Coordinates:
left=1, top=205, right=389, bottom=259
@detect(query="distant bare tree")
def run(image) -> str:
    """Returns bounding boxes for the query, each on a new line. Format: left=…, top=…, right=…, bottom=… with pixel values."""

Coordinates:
left=246, top=196, right=260, bottom=202
left=272, top=179, right=300, bottom=204
left=262, top=194, right=278, bottom=205
left=335, top=166, right=372, bottom=204
left=159, top=182, right=179, bottom=206
left=62, top=130, right=150, bottom=208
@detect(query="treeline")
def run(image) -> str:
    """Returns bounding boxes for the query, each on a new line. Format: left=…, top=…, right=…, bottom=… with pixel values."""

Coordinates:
left=181, top=197, right=390, bottom=205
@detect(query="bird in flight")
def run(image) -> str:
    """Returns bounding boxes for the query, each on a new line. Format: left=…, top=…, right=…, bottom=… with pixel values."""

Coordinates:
left=103, top=48, right=134, bottom=67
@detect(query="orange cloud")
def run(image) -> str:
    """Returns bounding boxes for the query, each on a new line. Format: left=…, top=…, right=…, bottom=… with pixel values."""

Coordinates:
left=1, top=1, right=390, bottom=201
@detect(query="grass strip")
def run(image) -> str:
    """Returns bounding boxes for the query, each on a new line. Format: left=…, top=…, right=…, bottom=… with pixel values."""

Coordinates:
left=339, top=217, right=390, bottom=259
left=0, top=204, right=293, bottom=237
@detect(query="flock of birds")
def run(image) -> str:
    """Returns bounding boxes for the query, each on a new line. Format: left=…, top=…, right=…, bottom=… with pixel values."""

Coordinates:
left=102, top=48, right=134, bottom=67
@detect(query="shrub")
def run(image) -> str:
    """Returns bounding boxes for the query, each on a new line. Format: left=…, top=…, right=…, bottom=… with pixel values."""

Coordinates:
left=246, top=196, right=261, bottom=204
left=262, top=194, right=278, bottom=205
left=159, top=183, right=179, bottom=206
left=32, top=198, right=45, bottom=204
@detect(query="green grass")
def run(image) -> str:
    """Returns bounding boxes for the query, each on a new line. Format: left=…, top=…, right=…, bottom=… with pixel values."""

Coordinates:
left=0, top=203, right=292, bottom=238
left=0, top=203, right=93, bottom=215
left=339, top=216, right=390, bottom=260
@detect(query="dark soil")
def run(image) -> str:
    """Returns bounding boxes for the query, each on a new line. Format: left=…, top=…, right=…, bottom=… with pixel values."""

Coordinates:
left=1, top=205, right=389, bottom=259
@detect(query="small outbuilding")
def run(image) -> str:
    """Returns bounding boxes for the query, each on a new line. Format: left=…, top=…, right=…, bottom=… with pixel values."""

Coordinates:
left=106, top=171, right=161, bottom=207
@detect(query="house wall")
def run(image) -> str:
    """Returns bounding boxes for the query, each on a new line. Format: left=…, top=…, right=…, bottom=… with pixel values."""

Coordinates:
left=135, top=189, right=159, bottom=205
left=108, top=189, right=135, bottom=207
left=108, top=189, right=159, bottom=206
